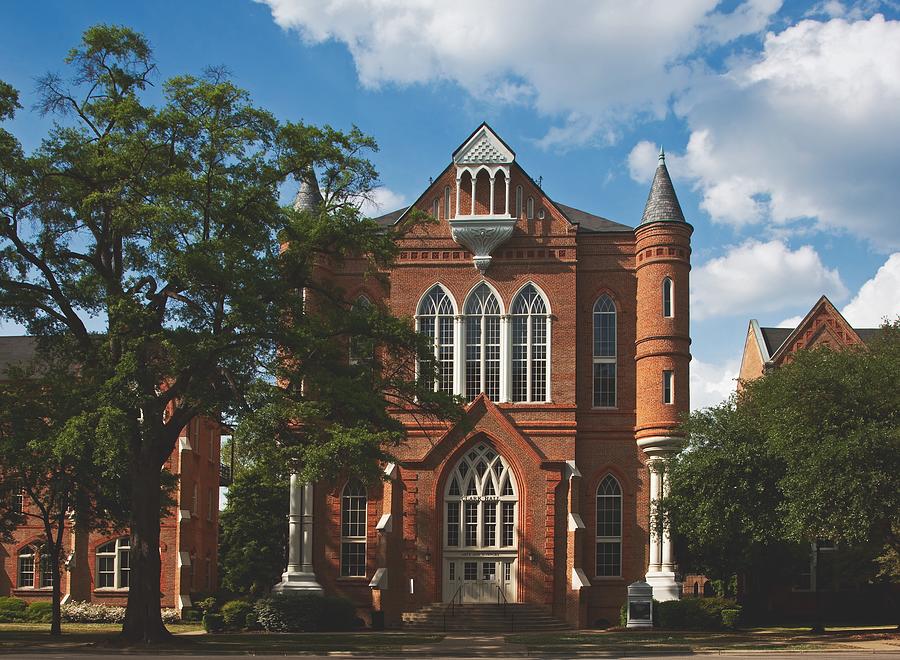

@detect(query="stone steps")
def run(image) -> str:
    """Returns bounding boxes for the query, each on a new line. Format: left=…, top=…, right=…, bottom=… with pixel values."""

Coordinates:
left=402, top=603, right=571, bottom=632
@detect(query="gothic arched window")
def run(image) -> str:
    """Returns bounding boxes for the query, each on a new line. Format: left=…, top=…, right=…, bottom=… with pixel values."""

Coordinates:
left=662, top=277, right=674, bottom=318
left=511, top=284, right=549, bottom=402
left=593, top=295, right=617, bottom=408
left=596, top=475, right=622, bottom=577
left=341, top=481, right=367, bottom=577
left=465, top=284, right=501, bottom=401
left=417, top=285, right=455, bottom=394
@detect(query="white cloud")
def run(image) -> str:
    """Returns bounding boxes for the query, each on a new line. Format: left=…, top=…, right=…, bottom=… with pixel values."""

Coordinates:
left=691, top=239, right=848, bottom=320
left=777, top=315, right=804, bottom=328
left=358, top=187, right=406, bottom=218
left=841, top=252, right=900, bottom=326
left=670, top=14, right=900, bottom=249
left=258, top=0, right=782, bottom=148
left=691, top=357, right=740, bottom=410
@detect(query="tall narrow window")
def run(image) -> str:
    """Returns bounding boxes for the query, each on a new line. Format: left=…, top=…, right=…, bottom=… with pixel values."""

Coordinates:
left=593, top=295, right=617, bottom=407
left=465, top=284, right=501, bottom=401
left=663, top=370, right=674, bottom=404
left=349, top=295, right=374, bottom=366
left=526, top=196, right=534, bottom=220
left=17, top=545, right=35, bottom=588
left=444, top=185, right=452, bottom=219
left=417, top=285, right=455, bottom=394
left=432, top=198, right=440, bottom=219
left=662, top=277, right=674, bottom=318
left=511, top=284, right=549, bottom=402
left=596, top=476, right=622, bottom=577
left=96, top=538, right=130, bottom=589
left=515, top=185, right=523, bottom=218
left=13, top=490, right=23, bottom=514
left=340, top=481, right=367, bottom=577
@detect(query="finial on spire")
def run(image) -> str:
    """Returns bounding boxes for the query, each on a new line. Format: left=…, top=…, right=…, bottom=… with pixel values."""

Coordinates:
left=658, top=146, right=666, bottom=164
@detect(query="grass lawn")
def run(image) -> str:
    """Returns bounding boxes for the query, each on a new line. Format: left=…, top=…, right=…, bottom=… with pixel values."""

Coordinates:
left=507, top=625, right=900, bottom=654
left=0, top=623, right=442, bottom=654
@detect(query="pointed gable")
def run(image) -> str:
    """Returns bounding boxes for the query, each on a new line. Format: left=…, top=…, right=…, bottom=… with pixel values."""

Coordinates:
left=769, top=296, right=865, bottom=365
left=452, top=123, right=515, bottom=165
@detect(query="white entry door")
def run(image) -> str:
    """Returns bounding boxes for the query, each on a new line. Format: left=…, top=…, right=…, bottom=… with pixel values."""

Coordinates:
left=444, top=558, right=516, bottom=603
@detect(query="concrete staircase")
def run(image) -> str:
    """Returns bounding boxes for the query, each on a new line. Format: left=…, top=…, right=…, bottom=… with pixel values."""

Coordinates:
left=402, top=602, right=571, bottom=632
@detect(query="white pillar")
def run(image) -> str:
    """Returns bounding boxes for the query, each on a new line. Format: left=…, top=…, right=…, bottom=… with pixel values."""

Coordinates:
left=499, top=315, right=511, bottom=402
left=648, top=463, right=661, bottom=573
left=544, top=315, right=552, bottom=402
left=504, top=172, right=510, bottom=216
left=489, top=173, right=496, bottom=215
left=272, top=475, right=323, bottom=593
left=454, top=315, right=465, bottom=396
left=455, top=175, right=461, bottom=219
left=660, top=467, right=674, bottom=572
left=470, top=174, right=476, bottom=215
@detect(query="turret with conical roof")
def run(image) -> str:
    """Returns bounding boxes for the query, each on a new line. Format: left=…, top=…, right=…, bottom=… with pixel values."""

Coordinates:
left=640, top=149, right=686, bottom=225
left=293, top=167, right=324, bottom=212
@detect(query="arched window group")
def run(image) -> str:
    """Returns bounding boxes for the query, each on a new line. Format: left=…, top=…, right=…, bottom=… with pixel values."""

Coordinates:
left=592, top=295, right=617, bottom=407
left=416, top=282, right=551, bottom=403
left=96, top=537, right=130, bottom=589
left=340, top=481, right=367, bottom=577
left=17, top=544, right=52, bottom=589
left=595, top=475, right=622, bottom=577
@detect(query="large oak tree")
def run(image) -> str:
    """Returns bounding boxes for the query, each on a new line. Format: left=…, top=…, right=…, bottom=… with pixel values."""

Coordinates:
left=0, top=25, right=456, bottom=642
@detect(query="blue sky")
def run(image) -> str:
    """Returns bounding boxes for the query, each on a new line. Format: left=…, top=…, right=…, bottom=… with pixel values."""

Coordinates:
left=2, top=0, right=899, bottom=408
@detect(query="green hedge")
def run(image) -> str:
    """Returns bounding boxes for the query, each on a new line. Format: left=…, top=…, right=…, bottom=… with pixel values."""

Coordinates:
left=203, top=613, right=225, bottom=633
left=253, top=593, right=358, bottom=632
left=655, top=597, right=741, bottom=630
left=24, top=601, right=53, bottom=623
left=221, top=600, right=253, bottom=629
left=0, top=597, right=28, bottom=622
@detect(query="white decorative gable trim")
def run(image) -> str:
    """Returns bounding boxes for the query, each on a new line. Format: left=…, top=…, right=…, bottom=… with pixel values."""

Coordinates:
left=453, top=124, right=514, bottom=165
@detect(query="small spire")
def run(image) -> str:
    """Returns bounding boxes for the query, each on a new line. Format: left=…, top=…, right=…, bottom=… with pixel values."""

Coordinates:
left=658, top=146, right=665, bottom=164
left=292, top=167, right=324, bottom=212
left=640, top=148, right=686, bottom=225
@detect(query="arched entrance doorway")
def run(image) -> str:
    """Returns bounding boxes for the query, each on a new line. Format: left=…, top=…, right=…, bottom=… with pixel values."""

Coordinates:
left=442, top=441, right=518, bottom=603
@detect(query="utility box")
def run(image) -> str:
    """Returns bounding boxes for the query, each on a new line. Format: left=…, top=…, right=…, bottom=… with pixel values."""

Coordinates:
left=626, top=580, right=654, bottom=629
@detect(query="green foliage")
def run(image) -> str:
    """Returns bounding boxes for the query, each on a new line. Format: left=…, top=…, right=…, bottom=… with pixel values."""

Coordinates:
left=203, top=613, right=225, bottom=633
left=221, top=600, right=253, bottom=629
left=665, top=323, right=900, bottom=588
left=196, top=596, right=218, bottom=616
left=721, top=608, right=741, bottom=630
left=655, top=598, right=739, bottom=630
left=219, top=465, right=288, bottom=597
left=24, top=601, right=53, bottom=623
left=181, top=607, right=202, bottom=622
left=253, top=593, right=358, bottom=632
left=0, top=597, right=27, bottom=623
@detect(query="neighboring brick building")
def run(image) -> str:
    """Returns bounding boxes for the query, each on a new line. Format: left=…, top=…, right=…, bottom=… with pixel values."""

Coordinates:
left=275, top=124, right=693, bottom=628
left=0, top=336, right=225, bottom=611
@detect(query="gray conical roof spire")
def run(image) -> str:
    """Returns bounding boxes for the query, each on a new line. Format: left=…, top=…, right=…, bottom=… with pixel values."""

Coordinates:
left=292, top=167, right=324, bottom=212
left=640, top=147, right=686, bottom=225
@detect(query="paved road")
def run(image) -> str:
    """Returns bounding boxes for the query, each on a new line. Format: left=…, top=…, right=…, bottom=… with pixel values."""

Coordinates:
left=4, top=654, right=900, bottom=659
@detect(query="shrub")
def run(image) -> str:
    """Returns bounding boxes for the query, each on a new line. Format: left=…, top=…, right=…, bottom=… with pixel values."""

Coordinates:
left=0, top=597, right=27, bottom=613
left=161, top=608, right=181, bottom=624
left=24, top=601, right=53, bottom=623
left=196, top=596, right=218, bottom=615
left=253, top=593, right=358, bottom=632
left=221, top=600, right=253, bottom=629
left=203, top=613, right=225, bottom=633
left=182, top=607, right=202, bottom=622
left=721, top=608, right=741, bottom=630
left=655, top=597, right=739, bottom=630
left=61, top=601, right=125, bottom=623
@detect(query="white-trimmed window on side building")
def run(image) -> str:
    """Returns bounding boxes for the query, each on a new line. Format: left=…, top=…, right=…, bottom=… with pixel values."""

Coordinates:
left=593, top=295, right=617, bottom=408
left=511, top=284, right=549, bottom=402
left=417, top=285, right=455, bottom=394
left=96, top=537, right=130, bottom=589
left=340, top=481, right=367, bottom=577
left=663, top=370, right=674, bottom=405
left=18, top=544, right=52, bottom=589
left=595, top=475, right=622, bottom=577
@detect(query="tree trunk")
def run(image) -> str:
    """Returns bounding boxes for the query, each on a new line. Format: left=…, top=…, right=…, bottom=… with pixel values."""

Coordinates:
left=121, top=458, right=171, bottom=643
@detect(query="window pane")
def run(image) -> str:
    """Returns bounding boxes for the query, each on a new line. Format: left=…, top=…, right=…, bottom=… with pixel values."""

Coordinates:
left=531, top=314, right=546, bottom=401
left=593, top=362, right=617, bottom=407
left=465, top=316, right=481, bottom=400
left=502, top=502, right=515, bottom=547
left=464, top=502, right=478, bottom=546
left=447, top=501, right=460, bottom=547
left=596, top=541, right=621, bottom=577
left=464, top=562, right=477, bottom=580
left=483, top=502, right=497, bottom=547
left=512, top=315, right=528, bottom=402
left=340, top=542, right=366, bottom=577
left=18, top=551, right=34, bottom=588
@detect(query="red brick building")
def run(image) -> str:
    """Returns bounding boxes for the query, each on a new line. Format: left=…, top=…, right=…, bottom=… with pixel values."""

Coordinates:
left=0, top=336, right=224, bottom=611
left=275, top=124, right=693, bottom=628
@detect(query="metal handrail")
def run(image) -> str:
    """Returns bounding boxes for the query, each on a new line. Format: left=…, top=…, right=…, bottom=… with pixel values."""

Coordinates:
left=496, top=585, right=514, bottom=632
left=443, top=584, right=464, bottom=632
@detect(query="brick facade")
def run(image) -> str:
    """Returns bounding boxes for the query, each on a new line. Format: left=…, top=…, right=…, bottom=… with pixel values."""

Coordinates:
left=305, top=125, right=692, bottom=628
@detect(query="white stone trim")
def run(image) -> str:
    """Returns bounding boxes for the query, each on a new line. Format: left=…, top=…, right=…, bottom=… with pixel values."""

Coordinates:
left=369, top=567, right=388, bottom=589
left=568, top=512, right=585, bottom=532
left=376, top=513, right=393, bottom=533
left=572, top=567, right=591, bottom=589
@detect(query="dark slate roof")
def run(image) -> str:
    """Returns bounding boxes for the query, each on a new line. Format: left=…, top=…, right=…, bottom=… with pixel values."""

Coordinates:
left=372, top=207, right=409, bottom=227
left=640, top=153, right=686, bottom=225
left=554, top=203, right=632, bottom=232
left=760, top=326, right=881, bottom=356
left=292, top=169, right=324, bottom=212
left=0, top=336, right=37, bottom=378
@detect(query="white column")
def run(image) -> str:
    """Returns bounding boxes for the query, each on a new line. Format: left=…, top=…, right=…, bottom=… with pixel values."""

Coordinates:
left=470, top=174, right=476, bottom=215
left=454, top=315, right=465, bottom=396
left=545, top=315, right=552, bottom=402
left=499, top=314, right=511, bottom=402
left=455, top=175, right=461, bottom=219
left=504, top=171, right=510, bottom=216
left=273, top=475, right=323, bottom=593
left=489, top=172, right=496, bottom=215
left=648, top=463, right=661, bottom=573
left=660, top=466, right=674, bottom=572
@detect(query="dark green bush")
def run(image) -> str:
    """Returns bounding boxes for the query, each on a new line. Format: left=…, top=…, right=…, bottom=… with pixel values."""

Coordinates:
left=221, top=599, right=253, bottom=629
left=721, top=608, right=741, bottom=630
left=197, top=596, right=218, bottom=615
left=203, top=613, right=225, bottom=633
left=181, top=607, right=202, bottom=622
left=24, top=601, right=53, bottom=623
left=656, top=597, right=739, bottom=630
left=253, top=593, right=358, bottom=632
left=0, top=597, right=27, bottom=613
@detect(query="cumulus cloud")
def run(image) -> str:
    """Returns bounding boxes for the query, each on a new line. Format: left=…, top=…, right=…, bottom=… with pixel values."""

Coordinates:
left=669, top=14, right=900, bottom=248
left=777, top=315, right=805, bottom=328
left=841, top=252, right=900, bottom=326
left=690, top=357, right=740, bottom=410
left=357, top=187, right=407, bottom=218
left=691, top=239, right=848, bottom=320
left=257, top=0, right=782, bottom=148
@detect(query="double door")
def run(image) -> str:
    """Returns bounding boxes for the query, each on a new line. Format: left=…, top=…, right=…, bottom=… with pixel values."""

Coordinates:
left=444, top=557, right=516, bottom=603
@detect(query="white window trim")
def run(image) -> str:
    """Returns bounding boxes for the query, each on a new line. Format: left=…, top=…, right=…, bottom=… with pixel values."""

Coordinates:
left=415, top=285, right=457, bottom=394
left=595, top=476, right=623, bottom=578
left=463, top=283, right=503, bottom=401
left=95, top=537, right=130, bottom=590
left=340, top=481, right=367, bottom=578
left=510, top=283, right=551, bottom=403
left=592, top=296, right=617, bottom=409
